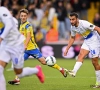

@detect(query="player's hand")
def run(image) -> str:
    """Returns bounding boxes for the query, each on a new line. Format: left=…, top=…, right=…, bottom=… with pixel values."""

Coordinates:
left=64, top=49, right=68, bottom=56
left=24, top=45, right=27, bottom=50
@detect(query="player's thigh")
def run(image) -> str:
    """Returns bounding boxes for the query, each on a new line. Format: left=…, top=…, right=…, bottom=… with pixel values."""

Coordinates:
left=30, top=49, right=46, bottom=64
left=85, top=36, right=100, bottom=58
left=87, top=43, right=100, bottom=58
left=81, top=42, right=89, bottom=51
left=24, top=52, right=30, bottom=60
left=14, top=68, right=23, bottom=75
left=0, top=49, right=11, bottom=68
left=30, top=48, right=43, bottom=59
left=78, top=43, right=89, bottom=61
left=90, top=47, right=100, bottom=58
left=78, top=49, right=89, bottom=58
left=11, top=44, right=24, bottom=70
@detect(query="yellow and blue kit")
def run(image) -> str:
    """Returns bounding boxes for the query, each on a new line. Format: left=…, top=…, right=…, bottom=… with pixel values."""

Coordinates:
left=19, top=21, right=42, bottom=60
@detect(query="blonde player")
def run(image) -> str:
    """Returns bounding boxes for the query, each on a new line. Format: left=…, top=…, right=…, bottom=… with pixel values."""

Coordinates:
left=0, top=2, right=45, bottom=90
left=8, top=9, right=68, bottom=85
left=64, top=12, right=100, bottom=88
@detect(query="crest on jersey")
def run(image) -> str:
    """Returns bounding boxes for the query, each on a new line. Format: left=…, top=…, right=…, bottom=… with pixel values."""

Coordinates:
left=90, top=25, right=93, bottom=27
left=22, top=28, right=24, bottom=31
left=3, top=14, right=7, bottom=17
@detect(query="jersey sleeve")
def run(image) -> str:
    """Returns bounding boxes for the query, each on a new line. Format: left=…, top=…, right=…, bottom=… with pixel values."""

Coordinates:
left=0, top=7, right=11, bottom=19
left=70, top=26, right=76, bottom=37
left=0, top=7, right=13, bottom=39
left=83, top=20, right=95, bottom=31
left=25, top=24, right=33, bottom=33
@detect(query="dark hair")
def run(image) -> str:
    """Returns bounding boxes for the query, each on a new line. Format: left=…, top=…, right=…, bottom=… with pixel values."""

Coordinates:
left=19, top=9, right=29, bottom=15
left=70, top=12, right=79, bottom=18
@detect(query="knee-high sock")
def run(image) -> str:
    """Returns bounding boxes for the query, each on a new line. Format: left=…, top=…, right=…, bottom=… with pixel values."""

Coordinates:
left=52, top=64, right=62, bottom=70
left=17, top=67, right=39, bottom=78
left=11, top=62, right=13, bottom=69
left=95, top=70, right=100, bottom=85
left=0, top=65, right=6, bottom=90
left=72, top=62, right=82, bottom=75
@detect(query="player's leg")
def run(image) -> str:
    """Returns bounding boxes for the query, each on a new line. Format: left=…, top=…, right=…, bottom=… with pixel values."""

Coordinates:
left=0, top=61, right=7, bottom=90
left=8, top=46, right=45, bottom=85
left=14, top=51, right=30, bottom=80
left=38, top=56, right=68, bottom=77
left=11, top=65, right=45, bottom=84
left=0, top=49, right=11, bottom=90
left=7, top=50, right=29, bottom=71
left=9, top=65, right=45, bottom=85
left=91, top=57, right=100, bottom=88
left=31, top=48, right=68, bottom=77
left=90, top=47, right=100, bottom=88
left=86, top=37, right=100, bottom=88
left=69, top=42, right=89, bottom=77
left=8, top=66, right=45, bottom=85
left=24, top=50, right=30, bottom=61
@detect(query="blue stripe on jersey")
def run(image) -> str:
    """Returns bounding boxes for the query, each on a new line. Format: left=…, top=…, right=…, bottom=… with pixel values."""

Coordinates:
left=0, top=27, right=4, bottom=35
left=84, top=32, right=93, bottom=39
left=25, top=24, right=30, bottom=29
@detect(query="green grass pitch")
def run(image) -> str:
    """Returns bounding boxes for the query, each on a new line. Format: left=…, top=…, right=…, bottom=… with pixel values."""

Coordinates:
left=5, top=58, right=97, bottom=90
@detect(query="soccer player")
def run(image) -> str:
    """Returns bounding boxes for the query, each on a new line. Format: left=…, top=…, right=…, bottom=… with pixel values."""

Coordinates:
left=6, top=9, right=18, bottom=71
left=0, top=2, right=45, bottom=90
left=64, top=12, right=100, bottom=88
left=8, top=9, right=68, bottom=85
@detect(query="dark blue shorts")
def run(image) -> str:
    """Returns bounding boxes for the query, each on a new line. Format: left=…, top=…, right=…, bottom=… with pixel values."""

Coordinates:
left=24, top=48, right=42, bottom=60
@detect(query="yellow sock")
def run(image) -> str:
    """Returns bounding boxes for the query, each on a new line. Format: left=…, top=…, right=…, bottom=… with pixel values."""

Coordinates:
left=52, top=64, right=61, bottom=70
left=15, top=76, right=19, bottom=80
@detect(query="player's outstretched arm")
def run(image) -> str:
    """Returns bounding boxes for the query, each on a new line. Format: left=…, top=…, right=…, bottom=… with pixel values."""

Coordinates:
left=64, top=36, right=75, bottom=56
left=0, top=7, right=13, bottom=43
left=24, top=32, right=31, bottom=49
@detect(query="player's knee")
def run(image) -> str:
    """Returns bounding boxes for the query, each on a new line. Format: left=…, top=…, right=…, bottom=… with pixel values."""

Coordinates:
left=40, top=60, right=46, bottom=65
left=77, top=55, right=84, bottom=62
left=38, top=57, right=46, bottom=65
left=92, top=59, right=100, bottom=70
left=92, top=59, right=98, bottom=65
left=14, top=68, right=23, bottom=75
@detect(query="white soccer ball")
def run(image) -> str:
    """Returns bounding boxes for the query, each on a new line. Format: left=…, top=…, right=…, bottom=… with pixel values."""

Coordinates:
left=45, top=56, right=56, bottom=66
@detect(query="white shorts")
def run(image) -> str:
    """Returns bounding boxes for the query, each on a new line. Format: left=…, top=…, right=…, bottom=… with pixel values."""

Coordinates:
left=0, top=44, right=24, bottom=69
left=81, top=42, right=89, bottom=51
left=81, top=34, right=100, bottom=58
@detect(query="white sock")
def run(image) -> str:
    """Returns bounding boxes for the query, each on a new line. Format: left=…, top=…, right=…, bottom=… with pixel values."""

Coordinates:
left=0, top=65, right=6, bottom=90
left=11, top=62, right=13, bottom=69
left=95, top=70, right=100, bottom=85
left=17, top=67, right=39, bottom=78
left=72, top=62, right=82, bottom=75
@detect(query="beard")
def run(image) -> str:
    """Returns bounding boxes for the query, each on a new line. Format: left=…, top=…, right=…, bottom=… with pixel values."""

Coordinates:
left=71, top=21, right=77, bottom=26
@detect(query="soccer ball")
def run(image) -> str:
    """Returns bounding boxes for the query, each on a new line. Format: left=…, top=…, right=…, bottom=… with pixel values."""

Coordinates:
left=45, top=56, right=56, bottom=66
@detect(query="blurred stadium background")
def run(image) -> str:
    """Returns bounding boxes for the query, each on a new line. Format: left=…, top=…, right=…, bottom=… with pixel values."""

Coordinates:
left=2, top=0, right=100, bottom=58
left=1, top=0, right=100, bottom=90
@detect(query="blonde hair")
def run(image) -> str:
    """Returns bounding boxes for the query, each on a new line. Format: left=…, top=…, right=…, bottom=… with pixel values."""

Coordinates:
left=19, top=9, right=29, bottom=15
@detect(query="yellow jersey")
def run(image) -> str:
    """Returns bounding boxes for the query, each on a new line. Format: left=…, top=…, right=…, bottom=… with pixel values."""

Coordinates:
left=19, top=21, right=38, bottom=50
